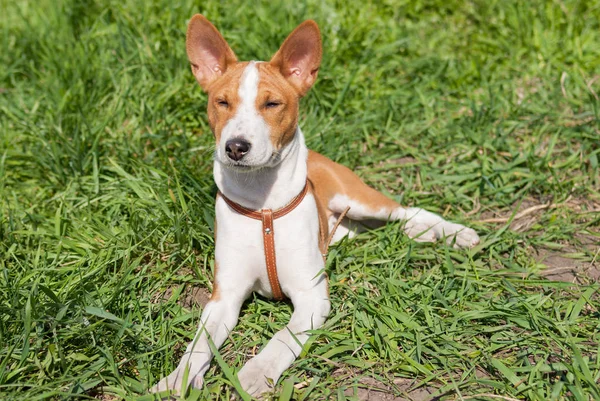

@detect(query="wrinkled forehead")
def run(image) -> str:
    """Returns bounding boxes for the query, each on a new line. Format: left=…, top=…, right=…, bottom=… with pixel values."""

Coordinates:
left=207, top=61, right=295, bottom=101
left=255, top=63, right=296, bottom=96
left=205, top=61, right=249, bottom=97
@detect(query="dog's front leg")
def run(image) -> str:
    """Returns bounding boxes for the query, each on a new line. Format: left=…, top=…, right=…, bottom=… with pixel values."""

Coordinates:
left=151, top=291, right=246, bottom=395
left=238, top=282, right=330, bottom=397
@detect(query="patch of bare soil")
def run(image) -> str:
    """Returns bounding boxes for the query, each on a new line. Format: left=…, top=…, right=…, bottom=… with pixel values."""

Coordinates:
left=94, top=392, right=120, bottom=400
left=478, top=196, right=600, bottom=232
left=477, top=196, right=599, bottom=283
left=341, top=376, right=438, bottom=401
left=536, top=236, right=600, bottom=284
left=477, top=198, right=555, bottom=232
left=157, top=285, right=212, bottom=308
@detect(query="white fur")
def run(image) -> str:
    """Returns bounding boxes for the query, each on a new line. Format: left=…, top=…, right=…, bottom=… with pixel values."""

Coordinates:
left=215, top=128, right=328, bottom=396
left=214, top=128, right=308, bottom=210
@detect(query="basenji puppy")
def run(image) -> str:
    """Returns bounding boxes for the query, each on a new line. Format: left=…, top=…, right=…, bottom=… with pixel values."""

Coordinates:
left=152, top=15, right=480, bottom=398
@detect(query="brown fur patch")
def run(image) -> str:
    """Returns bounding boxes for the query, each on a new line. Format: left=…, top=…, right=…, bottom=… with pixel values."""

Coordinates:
left=204, top=62, right=249, bottom=143
left=256, top=63, right=300, bottom=151
left=210, top=260, right=220, bottom=301
left=307, top=150, right=402, bottom=217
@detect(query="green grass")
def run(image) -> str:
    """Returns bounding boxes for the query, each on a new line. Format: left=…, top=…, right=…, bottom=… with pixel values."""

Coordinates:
left=1, top=0, right=599, bottom=400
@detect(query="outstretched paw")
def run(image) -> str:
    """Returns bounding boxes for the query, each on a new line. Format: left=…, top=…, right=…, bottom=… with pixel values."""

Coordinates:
left=404, top=220, right=480, bottom=249
left=150, top=361, right=205, bottom=396
left=440, top=223, right=480, bottom=249
left=404, top=223, right=438, bottom=243
left=237, top=356, right=278, bottom=398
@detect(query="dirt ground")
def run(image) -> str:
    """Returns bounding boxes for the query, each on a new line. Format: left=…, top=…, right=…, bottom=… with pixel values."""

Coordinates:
left=484, top=196, right=598, bottom=284
left=343, top=376, right=438, bottom=401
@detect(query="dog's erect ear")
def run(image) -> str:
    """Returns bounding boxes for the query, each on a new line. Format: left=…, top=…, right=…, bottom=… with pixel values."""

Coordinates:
left=269, top=20, right=322, bottom=97
left=186, top=14, right=237, bottom=91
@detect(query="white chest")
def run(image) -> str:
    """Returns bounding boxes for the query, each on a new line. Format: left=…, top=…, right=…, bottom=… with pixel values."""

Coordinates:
left=214, top=194, right=324, bottom=298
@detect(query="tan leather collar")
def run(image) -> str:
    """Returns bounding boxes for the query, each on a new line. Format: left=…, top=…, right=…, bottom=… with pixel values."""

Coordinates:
left=217, top=181, right=309, bottom=301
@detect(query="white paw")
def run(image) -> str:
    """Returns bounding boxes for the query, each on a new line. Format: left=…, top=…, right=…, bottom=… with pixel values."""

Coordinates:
left=404, top=223, right=437, bottom=243
left=150, top=359, right=205, bottom=395
left=439, top=223, right=480, bottom=249
left=237, top=357, right=278, bottom=397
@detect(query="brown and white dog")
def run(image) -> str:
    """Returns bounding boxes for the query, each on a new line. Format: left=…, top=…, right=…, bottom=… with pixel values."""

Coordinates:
left=152, top=15, right=480, bottom=397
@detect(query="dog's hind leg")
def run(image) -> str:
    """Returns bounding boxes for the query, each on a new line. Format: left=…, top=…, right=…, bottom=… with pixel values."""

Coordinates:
left=329, top=193, right=480, bottom=248
left=307, top=151, right=479, bottom=248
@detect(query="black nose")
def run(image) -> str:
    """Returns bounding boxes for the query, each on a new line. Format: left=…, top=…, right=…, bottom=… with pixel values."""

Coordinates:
left=225, top=139, right=251, bottom=161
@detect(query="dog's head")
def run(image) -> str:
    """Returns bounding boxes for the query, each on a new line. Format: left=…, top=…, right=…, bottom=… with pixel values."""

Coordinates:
left=186, top=15, right=321, bottom=170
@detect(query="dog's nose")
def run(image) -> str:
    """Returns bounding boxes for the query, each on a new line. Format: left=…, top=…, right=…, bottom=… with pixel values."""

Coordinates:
left=225, top=139, right=251, bottom=161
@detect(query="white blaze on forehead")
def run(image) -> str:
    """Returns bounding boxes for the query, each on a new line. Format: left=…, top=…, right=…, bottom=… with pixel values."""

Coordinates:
left=218, top=61, right=272, bottom=166
left=238, top=61, right=259, bottom=112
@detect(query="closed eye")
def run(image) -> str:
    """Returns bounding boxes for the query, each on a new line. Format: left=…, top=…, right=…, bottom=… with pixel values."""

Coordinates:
left=217, top=99, right=229, bottom=108
left=264, top=101, right=282, bottom=109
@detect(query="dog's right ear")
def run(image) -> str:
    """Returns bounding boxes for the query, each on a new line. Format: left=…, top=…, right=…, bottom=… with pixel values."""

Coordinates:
left=186, top=15, right=237, bottom=91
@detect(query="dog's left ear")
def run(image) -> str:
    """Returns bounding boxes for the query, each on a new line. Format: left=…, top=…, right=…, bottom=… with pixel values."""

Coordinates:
left=270, top=20, right=322, bottom=97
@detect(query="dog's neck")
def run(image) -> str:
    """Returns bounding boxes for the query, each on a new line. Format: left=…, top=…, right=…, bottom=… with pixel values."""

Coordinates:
left=213, top=127, right=308, bottom=210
